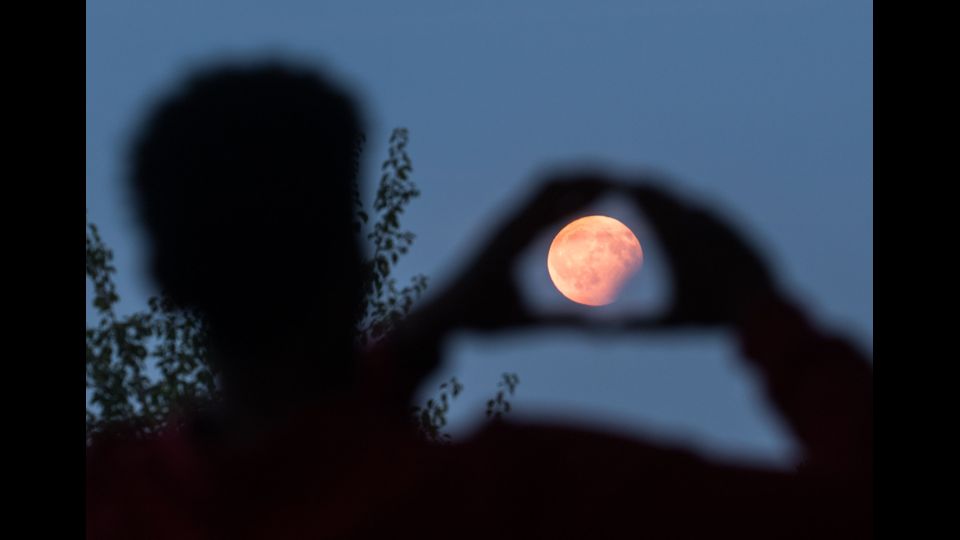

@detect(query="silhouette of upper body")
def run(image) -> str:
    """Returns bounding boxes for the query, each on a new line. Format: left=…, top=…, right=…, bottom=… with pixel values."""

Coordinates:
left=86, top=63, right=872, bottom=539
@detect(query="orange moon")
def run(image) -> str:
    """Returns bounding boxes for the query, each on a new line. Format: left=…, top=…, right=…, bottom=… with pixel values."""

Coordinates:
left=547, top=216, right=643, bottom=306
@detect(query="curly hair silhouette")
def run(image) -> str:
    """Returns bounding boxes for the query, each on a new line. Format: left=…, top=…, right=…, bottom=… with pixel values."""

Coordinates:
left=130, top=63, right=365, bottom=408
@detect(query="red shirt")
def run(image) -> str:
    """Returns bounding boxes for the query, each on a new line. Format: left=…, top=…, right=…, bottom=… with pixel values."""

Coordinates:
left=86, top=294, right=872, bottom=539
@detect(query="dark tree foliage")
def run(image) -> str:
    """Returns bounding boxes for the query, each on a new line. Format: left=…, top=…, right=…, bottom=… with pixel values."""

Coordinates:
left=485, top=373, right=520, bottom=420
left=356, top=128, right=429, bottom=345
left=86, top=222, right=216, bottom=440
left=411, top=377, right=463, bottom=444
left=86, top=128, right=516, bottom=444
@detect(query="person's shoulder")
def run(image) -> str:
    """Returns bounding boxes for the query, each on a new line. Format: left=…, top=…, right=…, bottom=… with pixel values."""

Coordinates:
left=87, top=422, right=213, bottom=539
left=87, top=420, right=207, bottom=493
left=87, top=422, right=164, bottom=463
left=450, top=418, right=709, bottom=473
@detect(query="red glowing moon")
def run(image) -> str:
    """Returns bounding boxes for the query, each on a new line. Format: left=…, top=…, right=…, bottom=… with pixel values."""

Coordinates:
left=547, top=216, right=643, bottom=306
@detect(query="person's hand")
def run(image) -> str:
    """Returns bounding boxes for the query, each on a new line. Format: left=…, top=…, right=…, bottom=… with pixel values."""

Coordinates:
left=613, top=179, right=779, bottom=329
left=394, top=172, right=781, bottom=346
left=368, top=173, right=616, bottom=410
left=373, top=172, right=780, bottom=409
left=407, top=172, right=618, bottom=335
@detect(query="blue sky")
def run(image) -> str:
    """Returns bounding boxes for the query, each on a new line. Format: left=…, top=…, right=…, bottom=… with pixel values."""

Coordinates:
left=87, top=0, right=872, bottom=467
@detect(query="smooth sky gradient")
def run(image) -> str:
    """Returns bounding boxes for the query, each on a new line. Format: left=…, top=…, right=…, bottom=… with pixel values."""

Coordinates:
left=87, top=0, right=872, bottom=467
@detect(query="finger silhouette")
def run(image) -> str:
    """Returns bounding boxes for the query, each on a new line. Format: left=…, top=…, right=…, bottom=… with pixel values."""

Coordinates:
left=619, top=181, right=776, bottom=326
left=444, top=172, right=621, bottom=332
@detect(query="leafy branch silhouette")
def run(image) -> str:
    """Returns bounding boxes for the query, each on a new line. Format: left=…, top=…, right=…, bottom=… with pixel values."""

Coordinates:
left=85, top=128, right=517, bottom=445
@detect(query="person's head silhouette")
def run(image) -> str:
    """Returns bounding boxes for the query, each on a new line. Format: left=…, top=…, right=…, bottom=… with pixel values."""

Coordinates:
left=130, top=62, right=365, bottom=414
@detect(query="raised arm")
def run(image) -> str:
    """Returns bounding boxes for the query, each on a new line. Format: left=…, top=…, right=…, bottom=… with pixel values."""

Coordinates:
left=736, top=291, right=872, bottom=475
left=618, top=182, right=872, bottom=476
left=363, top=174, right=617, bottom=412
left=364, top=174, right=871, bottom=537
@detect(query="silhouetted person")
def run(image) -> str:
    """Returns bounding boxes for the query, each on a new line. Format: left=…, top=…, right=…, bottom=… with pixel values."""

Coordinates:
left=86, top=62, right=872, bottom=539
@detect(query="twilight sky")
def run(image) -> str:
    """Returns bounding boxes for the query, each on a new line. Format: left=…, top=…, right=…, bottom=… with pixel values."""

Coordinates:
left=86, top=0, right=872, bottom=467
